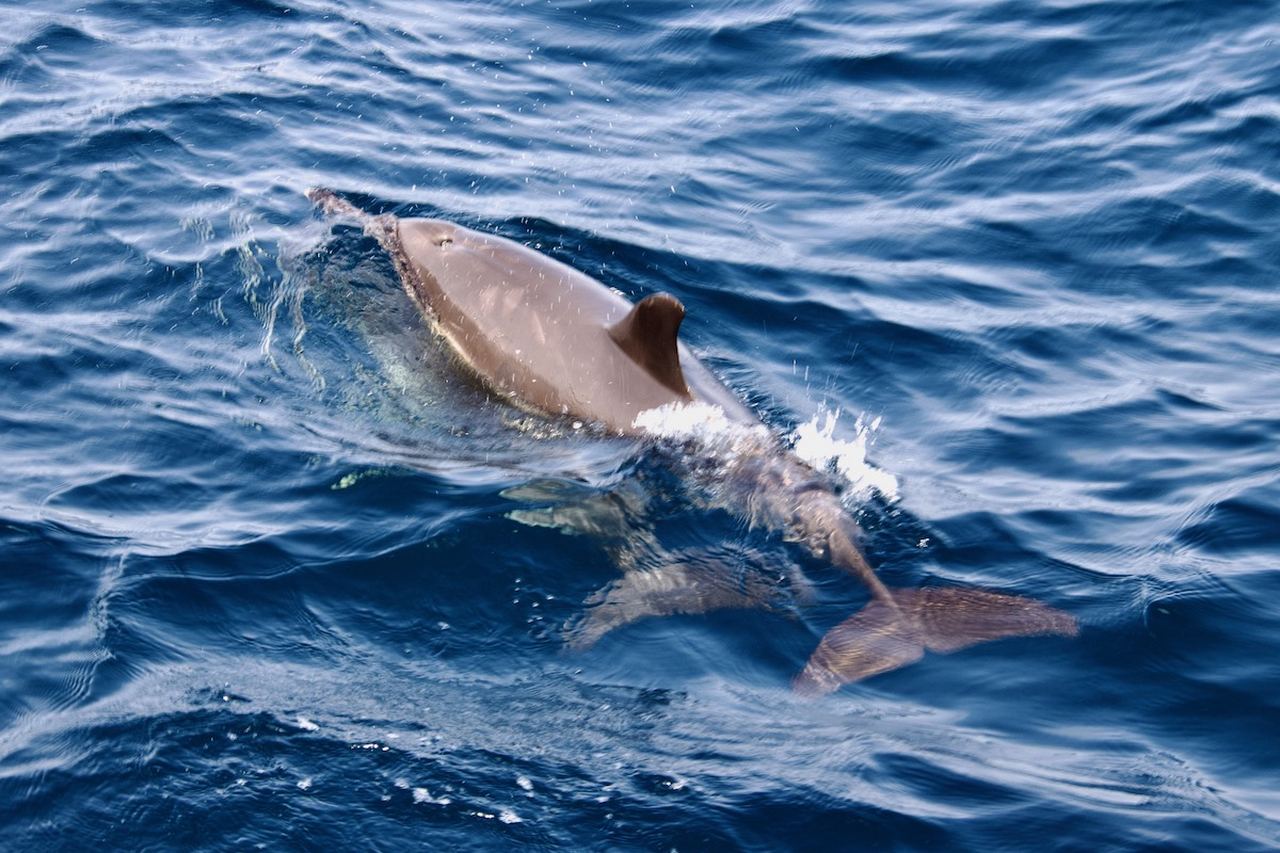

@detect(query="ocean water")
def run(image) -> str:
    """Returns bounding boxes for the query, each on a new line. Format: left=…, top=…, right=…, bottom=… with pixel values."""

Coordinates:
left=2, top=0, right=1278, bottom=848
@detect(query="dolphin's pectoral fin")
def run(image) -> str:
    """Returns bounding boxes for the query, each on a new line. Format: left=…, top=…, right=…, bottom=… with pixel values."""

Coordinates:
left=793, top=587, right=1078, bottom=696
left=608, top=293, right=690, bottom=397
left=502, top=478, right=651, bottom=542
left=564, top=547, right=788, bottom=652
left=505, top=500, right=634, bottom=540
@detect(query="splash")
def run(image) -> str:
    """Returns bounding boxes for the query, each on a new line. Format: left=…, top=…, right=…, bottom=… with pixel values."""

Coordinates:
left=631, top=401, right=758, bottom=441
left=631, top=402, right=898, bottom=501
left=789, top=408, right=898, bottom=501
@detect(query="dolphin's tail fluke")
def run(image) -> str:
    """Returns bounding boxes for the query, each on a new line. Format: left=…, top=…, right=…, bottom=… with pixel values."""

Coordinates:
left=792, top=586, right=1077, bottom=696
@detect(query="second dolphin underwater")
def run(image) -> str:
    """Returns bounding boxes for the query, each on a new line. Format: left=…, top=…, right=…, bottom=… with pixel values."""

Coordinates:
left=306, top=188, right=1077, bottom=695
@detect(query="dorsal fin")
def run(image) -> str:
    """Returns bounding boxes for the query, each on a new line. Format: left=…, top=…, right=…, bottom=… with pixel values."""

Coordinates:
left=608, top=292, right=691, bottom=398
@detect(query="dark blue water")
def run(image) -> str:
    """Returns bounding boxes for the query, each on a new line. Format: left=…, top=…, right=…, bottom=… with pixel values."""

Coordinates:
left=3, top=0, right=1278, bottom=848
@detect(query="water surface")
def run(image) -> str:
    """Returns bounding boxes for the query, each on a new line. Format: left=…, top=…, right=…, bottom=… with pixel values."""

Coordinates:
left=2, top=0, right=1278, bottom=849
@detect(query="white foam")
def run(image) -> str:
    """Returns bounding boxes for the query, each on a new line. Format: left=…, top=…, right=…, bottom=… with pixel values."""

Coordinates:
left=789, top=407, right=898, bottom=501
left=632, top=402, right=897, bottom=501
left=632, top=401, right=755, bottom=440
left=412, top=787, right=452, bottom=806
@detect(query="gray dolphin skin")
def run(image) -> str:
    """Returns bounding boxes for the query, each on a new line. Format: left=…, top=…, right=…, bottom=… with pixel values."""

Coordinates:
left=307, top=187, right=1077, bottom=695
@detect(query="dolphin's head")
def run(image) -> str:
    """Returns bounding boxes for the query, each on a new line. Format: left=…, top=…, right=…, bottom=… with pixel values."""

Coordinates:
left=398, top=217, right=466, bottom=257
left=396, top=217, right=538, bottom=305
left=396, top=217, right=506, bottom=288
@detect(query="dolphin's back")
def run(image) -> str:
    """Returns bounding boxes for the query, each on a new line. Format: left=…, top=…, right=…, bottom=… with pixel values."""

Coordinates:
left=396, top=217, right=753, bottom=433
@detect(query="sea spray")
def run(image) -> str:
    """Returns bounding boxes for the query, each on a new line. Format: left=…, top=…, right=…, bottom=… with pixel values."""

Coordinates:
left=789, top=408, right=898, bottom=501
left=633, top=402, right=897, bottom=501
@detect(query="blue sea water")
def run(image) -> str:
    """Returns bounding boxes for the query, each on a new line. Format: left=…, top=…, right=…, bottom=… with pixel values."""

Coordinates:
left=2, top=0, right=1279, bottom=848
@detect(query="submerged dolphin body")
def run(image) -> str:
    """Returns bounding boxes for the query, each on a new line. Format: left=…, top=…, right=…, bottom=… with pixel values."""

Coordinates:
left=307, top=188, right=1077, bottom=694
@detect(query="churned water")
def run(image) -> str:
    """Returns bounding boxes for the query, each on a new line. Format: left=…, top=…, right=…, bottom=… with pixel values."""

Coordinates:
left=2, top=0, right=1278, bottom=849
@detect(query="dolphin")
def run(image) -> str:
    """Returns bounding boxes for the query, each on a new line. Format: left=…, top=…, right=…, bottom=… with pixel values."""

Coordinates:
left=306, top=188, right=1077, bottom=695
